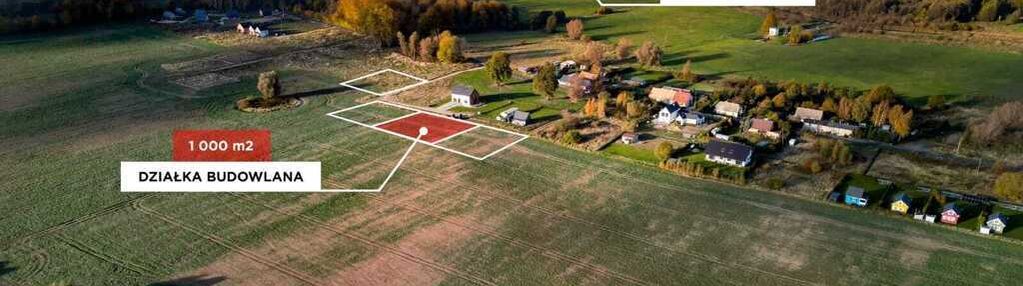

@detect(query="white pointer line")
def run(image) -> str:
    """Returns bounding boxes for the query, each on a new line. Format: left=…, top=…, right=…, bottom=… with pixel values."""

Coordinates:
left=320, top=127, right=426, bottom=192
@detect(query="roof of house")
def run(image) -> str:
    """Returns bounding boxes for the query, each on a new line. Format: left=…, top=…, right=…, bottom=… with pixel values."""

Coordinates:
left=512, top=111, right=530, bottom=121
left=673, top=90, right=693, bottom=105
left=804, top=119, right=859, bottom=130
left=988, top=213, right=1008, bottom=223
left=660, top=104, right=681, bottom=115
left=846, top=186, right=865, bottom=198
left=794, top=107, right=824, bottom=121
left=751, top=118, right=775, bottom=132
left=715, top=101, right=742, bottom=113
left=649, top=87, right=683, bottom=102
left=705, top=140, right=752, bottom=162
left=943, top=203, right=960, bottom=213
left=452, top=85, right=476, bottom=97
left=682, top=112, right=703, bottom=120
left=892, top=193, right=911, bottom=204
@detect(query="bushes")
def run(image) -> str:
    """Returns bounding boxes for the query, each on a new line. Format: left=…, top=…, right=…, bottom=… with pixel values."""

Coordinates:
left=562, top=130, right=582, bottom=144
left=655, top=142, right=674, bottom=161
left=566, top=19, right=584, bottom=40
left=660, top=159, right=747, bottom=185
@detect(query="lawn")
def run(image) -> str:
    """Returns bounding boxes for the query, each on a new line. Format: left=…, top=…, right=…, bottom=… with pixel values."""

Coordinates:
left=602, top=143, right=660, bottom=164
left=4, top=23, right=1023, bottom=286
left=450, top=69, right=583, bottom=124
left=835, top=174, right=889, bottom=207
left=501, top=0, right=1023, bottom=105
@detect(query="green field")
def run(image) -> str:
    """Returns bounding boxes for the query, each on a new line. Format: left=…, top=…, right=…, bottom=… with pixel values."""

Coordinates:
left=3, top=21, right=1023, bottom=286
left=496, top=0, right=1023, bottom=105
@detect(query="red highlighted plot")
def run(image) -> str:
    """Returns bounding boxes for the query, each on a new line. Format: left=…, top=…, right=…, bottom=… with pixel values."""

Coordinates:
left=376, top=113, right=475, bottom=143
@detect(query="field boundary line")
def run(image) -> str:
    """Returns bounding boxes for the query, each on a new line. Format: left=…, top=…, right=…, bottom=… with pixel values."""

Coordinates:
left=230, top=194, right=498, bottom=286
left=327, top=100, right=529, bottom=161
left=132, top=199, right=326, bottom=286
left=431, top=126, right=479, bottom=145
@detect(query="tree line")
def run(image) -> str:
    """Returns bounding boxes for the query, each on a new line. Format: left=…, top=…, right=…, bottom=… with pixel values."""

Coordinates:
left=810, top=0, right=1023, bottom=29
left=0, top=0, right=328, bottom=34
left=328, top=0, right=524, bottom=46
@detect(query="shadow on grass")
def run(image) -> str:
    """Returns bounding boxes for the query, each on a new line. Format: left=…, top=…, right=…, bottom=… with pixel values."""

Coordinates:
left=507, top=49, right=566, bottom=61
left=148, top=275, right=227, bottom=286
left=663, top=52, right=730, bottom=66
left=284, top=86, right=353, bottom=99
left=0, top=261, right=15, bottom=278
left=591, top=30, right=645, bottom=41
left=482, top=92, right=537, bottom=103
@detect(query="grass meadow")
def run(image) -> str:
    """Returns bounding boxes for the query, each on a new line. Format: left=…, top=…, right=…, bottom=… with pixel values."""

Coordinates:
left=494, top=0, right=1023, bottom=105
left=2, top=18, right=1023, bottom=286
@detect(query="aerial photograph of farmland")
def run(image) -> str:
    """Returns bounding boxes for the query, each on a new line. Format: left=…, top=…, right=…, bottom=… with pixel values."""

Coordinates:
left=4, top=0, right=1023, bottom=285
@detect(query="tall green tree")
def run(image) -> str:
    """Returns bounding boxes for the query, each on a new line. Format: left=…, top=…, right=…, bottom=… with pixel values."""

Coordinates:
left=485, top=52, right=512, bottom=85
left=533, top=63, right=558, bottom=100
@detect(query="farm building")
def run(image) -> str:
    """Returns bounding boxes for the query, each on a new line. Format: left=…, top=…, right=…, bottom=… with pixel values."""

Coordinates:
left=987, top=213, right=1008, bottom=234
left=622, top=133, right=639, bottom=144
left=941, top=203, right=962, bottom=225
left=558, top=74, right=593, bottom=92
left=890, top=193, right=912, bottom=214
left=451, top=85, right=481, bottom=107
left=748, top=118, right=780, bottom=139
left=496, top=107, right=518, bottom=122
left=792, top=107, right=824, bottom=122
left=803, top=119, right=859, bottom=137
left=705, top=140, right=753, bottom=167
left=714, top=101, right=743, bottom=118
left=655, top=104, right=682, bottom=125
left=845, top=186, right=868, bottom=207
left=649, top=87, right=693, bottom=107
left=679, top=112, right=705, bottom=126
left=511, top=111, right=530, bottom=126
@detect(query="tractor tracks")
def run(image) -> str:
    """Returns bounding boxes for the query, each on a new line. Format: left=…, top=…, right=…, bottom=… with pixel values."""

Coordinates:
left=361, top=195, right=653, bottom=286
left=131, top=199, right=327, bottom=286
left=228, top=194, right=498, bottom=286
left=1, top=194, right=157, bottom=251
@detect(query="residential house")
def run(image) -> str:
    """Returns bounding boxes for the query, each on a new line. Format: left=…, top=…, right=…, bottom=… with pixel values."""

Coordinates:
left=705, top=140, right=753, bottom=167
left=748, top=118, right=780, bottom=139
left=511, top=111, right=530, bottom=126
left=803, top=119, right=859, bottom=137
left=890, top=193, right=912, bottom=214
left=714, top=101, right=743, bottom=118
left=450, top=85, right=480, bottom=107
left=655, top=104, right=682, bottom=125
left=558, top=74, right=593, bottom=92
left=792, top=107, right=824, bottom=122
left=236, top=23, right=248, bottom=33
left=648, top=87, right=693, bottom=107
left=622, top=133, right=639, bottom=144
left=941, top=203, right=961, bottom=225
left=844, top=186, right=868, bottom=207
left=987, top=213, right=1009, bottom=234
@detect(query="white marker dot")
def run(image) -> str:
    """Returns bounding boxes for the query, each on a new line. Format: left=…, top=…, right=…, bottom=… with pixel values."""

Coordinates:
left=419, top=127, right=429, bottom=136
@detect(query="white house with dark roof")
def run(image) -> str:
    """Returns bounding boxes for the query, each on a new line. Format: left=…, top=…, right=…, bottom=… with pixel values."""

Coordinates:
left=451, top=85, right=480, bottom=107
left=705, top=140, right=753, bottom=167
left=655, top=104, right=682, bottom=125
left=987, top=213, right=1009, bottom=234
left=511, top=111, right=530, bottom=126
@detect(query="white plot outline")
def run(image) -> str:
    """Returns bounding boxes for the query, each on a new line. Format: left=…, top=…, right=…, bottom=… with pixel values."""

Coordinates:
left=326, top=100, right=529, bottom=161
left=339, top=69, right=430, bottom=96
left=320, top=128, right=425, bottom=193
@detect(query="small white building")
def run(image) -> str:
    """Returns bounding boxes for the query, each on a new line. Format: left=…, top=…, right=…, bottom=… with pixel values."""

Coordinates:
left=677, top=112, right=705, bottom=126
left=511, top=111, right=530, bottom=126
left=987, top=213, right=1009, bottom=234
left=451, top=85, right=481, bottom=107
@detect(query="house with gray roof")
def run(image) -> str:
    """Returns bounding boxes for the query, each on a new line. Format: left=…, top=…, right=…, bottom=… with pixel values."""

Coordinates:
left=705, top=140, right=753, bottom=167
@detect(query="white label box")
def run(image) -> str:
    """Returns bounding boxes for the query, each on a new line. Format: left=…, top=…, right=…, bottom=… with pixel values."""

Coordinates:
left=120, top=162, right=322, bottom=192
